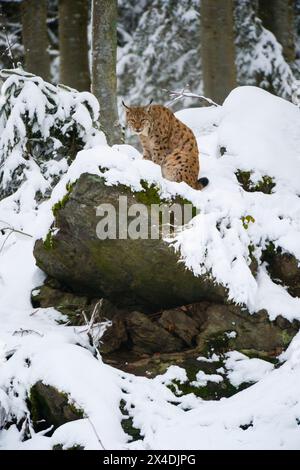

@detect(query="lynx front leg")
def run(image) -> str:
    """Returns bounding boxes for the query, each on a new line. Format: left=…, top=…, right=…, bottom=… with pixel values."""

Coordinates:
left=143, top=149, right=152, bottom=161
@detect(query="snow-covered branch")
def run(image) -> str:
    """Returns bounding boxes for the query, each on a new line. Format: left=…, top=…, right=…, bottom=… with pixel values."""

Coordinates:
left=163, top=85, right=220, bottom=107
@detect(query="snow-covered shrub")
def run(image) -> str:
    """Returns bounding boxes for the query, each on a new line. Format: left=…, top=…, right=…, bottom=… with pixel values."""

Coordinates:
left=235, top=0, right=295, bottom=100
left=0, top=68, right=103, bottom=200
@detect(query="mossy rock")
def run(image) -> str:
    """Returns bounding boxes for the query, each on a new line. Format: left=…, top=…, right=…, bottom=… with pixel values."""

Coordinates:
left=263, top=244, right=300, bottom=298
left=236, top=170, right=275, bottom=194
left=31, top=283, right=98, bottom=325
left=119, top=399, right=142, bottom=442
left=43, top=230, right=56, bottom=251
left=167, top=356, right=250, bottom=401
left=34, top=173, right=226, bottom=311
left=28, top=381, right=83, bottom=433
left=52, top=182, right=75, bottom=217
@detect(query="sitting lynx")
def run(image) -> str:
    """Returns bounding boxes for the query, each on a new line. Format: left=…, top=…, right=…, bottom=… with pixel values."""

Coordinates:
left=123, top=100, right=208, bottom=190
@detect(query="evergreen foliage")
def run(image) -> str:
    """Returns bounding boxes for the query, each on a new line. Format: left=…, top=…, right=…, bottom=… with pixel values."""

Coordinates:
left=0, top=68, right=101, bottom=200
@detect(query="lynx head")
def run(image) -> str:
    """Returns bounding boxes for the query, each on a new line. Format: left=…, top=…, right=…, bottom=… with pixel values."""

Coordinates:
left=122, top=100, right=153, bottom=135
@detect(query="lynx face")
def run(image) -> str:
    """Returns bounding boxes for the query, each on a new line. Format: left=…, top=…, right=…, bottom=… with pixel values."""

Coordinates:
left=125, top=107, right=151, bottom=135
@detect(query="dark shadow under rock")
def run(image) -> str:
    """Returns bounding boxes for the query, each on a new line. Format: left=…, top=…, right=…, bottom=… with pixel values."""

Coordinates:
left=101, top=301, right=299, bottom=377
left=125, top=311, right=184, bottom=354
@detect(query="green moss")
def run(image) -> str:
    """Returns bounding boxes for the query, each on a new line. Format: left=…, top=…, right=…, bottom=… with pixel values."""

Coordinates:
left=68, top=401, right=84, bottom=418
left=134, top=180, right=166, bottom=205
left=261, top=241, right=281, bottom=266
left=201, top=332, right=232, bottom=356
left=52, top=181, right=75, bottom=216
left=28, top=382, right=84, bottom=433
left=43, top=230, right=55, bottom=251
left=119, top=399, right=142, bottom=442
left=248, top=244, right=255, bottom=257
left=134, top=180, right=198, bottom=221
left=236, top=171, right=275, bottom=194
left=241, top=215, right=255, bottom=229
left=166, top=355, right=249, bottom=401
left=236, top=170, right=252, bottom=191
left=255, top=175, right=276, bottom=194
left=281, top=330, right=293, bottom=346
left=52, top=194, right=69, bottom=216
left=264, top=241, right=278, bottom=256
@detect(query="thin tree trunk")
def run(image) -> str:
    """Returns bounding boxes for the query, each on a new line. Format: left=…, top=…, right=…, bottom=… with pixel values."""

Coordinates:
left=58, top=0, right=90, bottom=91
left=21, top=0, right=50, bottom=80
left=201, top=0, right=237, bottom=103
left=258, top=0, right=296, bottom=63
left=91, top=0, right=122, bottom=145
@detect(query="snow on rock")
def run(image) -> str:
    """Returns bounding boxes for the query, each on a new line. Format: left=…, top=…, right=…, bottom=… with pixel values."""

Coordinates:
left=28, top=86, right=300, bottom=320
left=137, top=344, right=300, bottom=450
left=219, top=86, right=300, bottom=192
left=191, top=371, right=223, bottom=387
left=224, top=351, right=274, bottom=387
left=1, top=85, right=300, bottom=450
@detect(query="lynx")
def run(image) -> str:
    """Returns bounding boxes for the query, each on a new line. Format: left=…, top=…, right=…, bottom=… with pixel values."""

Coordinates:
left=123, top=100, right=208, bottom=190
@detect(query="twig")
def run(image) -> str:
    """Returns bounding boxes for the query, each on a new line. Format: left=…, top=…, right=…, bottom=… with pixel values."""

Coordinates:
left=80, top=300, right=106, bottom=354
left=1, top=23, right=16, bottom=68
left=12, top=328, right=43, bottom=337
left=69, top=396, right=105, bottom=449
left=0, top=226, right=32, bottom=238
left=0, top=230, right=13, bottom=255
left=29, top=309, right=41, bottom=316
left=0, top=223, right=33, bottom=255
left=85, top=414, right=106, bottom=450
left=0, top=39, right=20, bottom=58
left=164, top=84, right=220, bottom=107
left=87, top=299, right=103, bottom=334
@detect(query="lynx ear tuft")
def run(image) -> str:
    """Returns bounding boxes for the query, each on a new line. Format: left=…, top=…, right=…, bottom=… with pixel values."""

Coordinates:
left=145, top=99, right=153, bottom=112
left=122, top=100, right=130, bottom=110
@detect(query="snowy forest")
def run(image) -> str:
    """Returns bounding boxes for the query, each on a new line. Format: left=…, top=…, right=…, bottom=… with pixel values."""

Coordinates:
left=0, top=0, right=300, bottom=456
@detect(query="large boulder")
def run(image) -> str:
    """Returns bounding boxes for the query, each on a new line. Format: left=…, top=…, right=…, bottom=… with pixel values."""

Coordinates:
left=34, top=173, right=226, bottom=312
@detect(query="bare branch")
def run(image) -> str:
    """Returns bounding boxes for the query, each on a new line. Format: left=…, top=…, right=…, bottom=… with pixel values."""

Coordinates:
left=88, top=299, right=103, bottom=334
left=80, top=299, right=106, bottom=351
left=0, top=15, right=17, bottom=69
left=85, top=414, right=106, bottom=450
left=0, top=222, right=33, bottom=255
left=12, top=328, right=43, bottom=337
left=163, top=84, right=220, bottom=108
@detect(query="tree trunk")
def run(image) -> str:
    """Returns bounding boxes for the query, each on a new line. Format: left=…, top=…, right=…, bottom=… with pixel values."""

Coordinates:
left=91, top=0, right=122, bottom=145
left=58, top=0, right=90, bottom=91
left=258, top=0, right=296, bottom=63
left=21, top=0, right=50, bottom=80
left=201, top=0, right=237, bottom=104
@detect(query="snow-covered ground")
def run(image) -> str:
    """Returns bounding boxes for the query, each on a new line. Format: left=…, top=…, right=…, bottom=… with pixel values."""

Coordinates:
left=0, top=83, right=300, bottom=449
